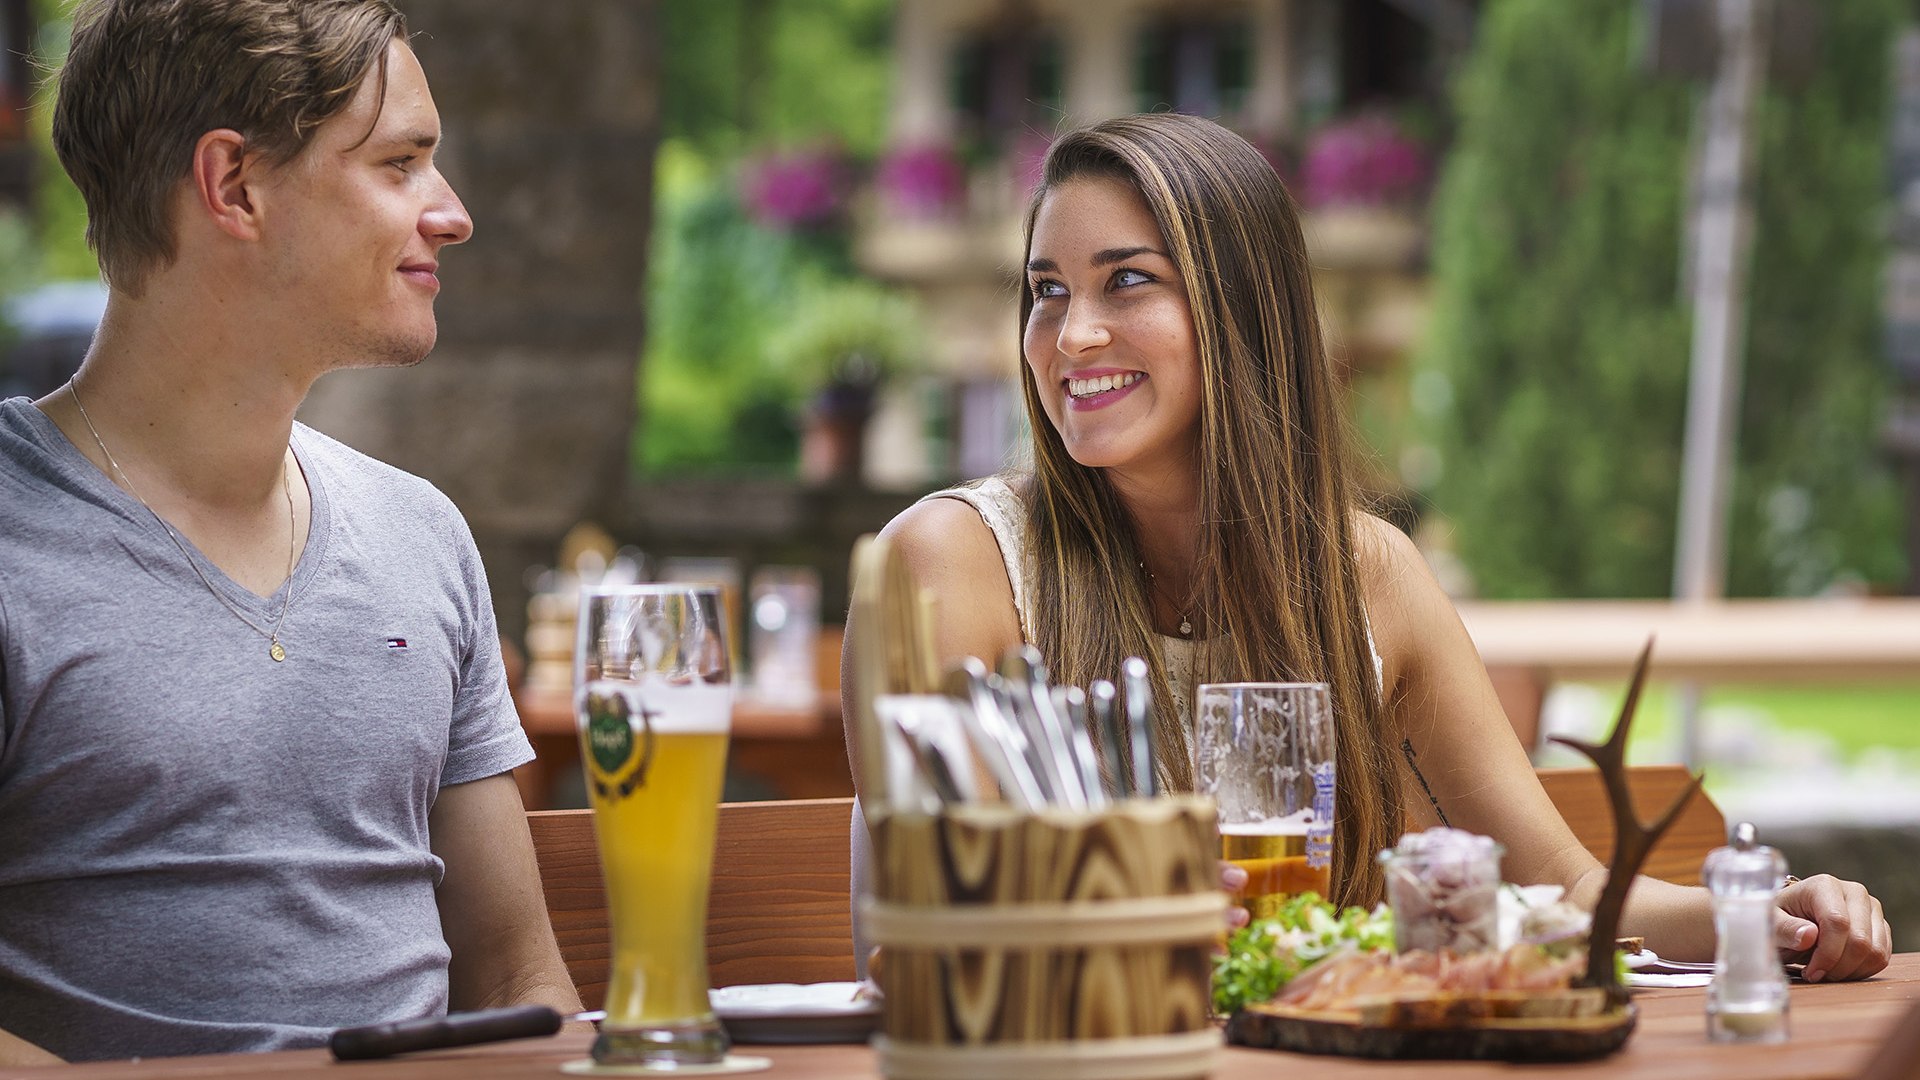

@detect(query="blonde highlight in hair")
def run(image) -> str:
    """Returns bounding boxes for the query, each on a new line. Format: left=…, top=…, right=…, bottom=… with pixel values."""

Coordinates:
left=53, top=0, right=407, bottom=295
left=1015, top=113, right=1403, bottom=907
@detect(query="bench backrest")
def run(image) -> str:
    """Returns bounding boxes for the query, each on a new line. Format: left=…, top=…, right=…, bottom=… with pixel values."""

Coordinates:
left=529, top=798, right=856, bottom=1011
left=530, top=767, right=1723, bottom=1007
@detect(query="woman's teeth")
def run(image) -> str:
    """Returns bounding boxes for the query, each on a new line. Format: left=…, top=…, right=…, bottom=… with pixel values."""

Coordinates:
left=1067, top=372, right=1142, bottom=399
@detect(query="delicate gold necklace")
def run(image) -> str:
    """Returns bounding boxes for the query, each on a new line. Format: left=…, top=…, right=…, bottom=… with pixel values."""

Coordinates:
left=68, top=377, right=299, bottom=662
left=1139, top=560, right=1194, bottom=638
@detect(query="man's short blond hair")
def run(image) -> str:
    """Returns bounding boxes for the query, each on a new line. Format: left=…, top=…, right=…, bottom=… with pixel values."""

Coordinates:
left=52, top=0, right=407, bottom=295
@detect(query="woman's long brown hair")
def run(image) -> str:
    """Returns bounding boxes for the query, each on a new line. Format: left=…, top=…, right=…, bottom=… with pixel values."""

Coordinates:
left=1015, top=113, right=1403, bottom=907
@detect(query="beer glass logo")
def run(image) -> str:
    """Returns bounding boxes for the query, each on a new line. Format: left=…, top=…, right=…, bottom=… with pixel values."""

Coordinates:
left=584, top=689, right=658, bottom=801
left=1308, top=761, right=1335, bottom=869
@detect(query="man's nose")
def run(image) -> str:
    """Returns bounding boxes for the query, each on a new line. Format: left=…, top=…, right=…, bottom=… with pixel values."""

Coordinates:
left=422, top=174, right=473, bottom=247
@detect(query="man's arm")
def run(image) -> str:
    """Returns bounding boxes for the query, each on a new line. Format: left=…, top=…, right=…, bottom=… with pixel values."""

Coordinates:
left=0, top=1026, right=62, bottom=1067
left=429, top=774, right=584, bottom=1017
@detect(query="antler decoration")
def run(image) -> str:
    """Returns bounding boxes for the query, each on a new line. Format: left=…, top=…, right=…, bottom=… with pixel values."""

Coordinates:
left=1548, top=637, right=1704, bottom=1006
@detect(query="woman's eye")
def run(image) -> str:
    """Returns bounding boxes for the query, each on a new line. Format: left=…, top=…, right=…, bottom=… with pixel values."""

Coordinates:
left=1031, top=279, right=1066, bottom=299
left=1112, top=268, right=1151, bottom=288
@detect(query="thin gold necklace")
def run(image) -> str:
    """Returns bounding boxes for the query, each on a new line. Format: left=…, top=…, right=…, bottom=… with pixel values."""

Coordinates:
left=1139, top=560, right=1194, bottom=638
left=68, top=377, right=299, bottom=662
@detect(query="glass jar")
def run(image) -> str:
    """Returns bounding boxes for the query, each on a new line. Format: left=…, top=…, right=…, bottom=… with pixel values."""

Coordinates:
left=1379, top=828, right=1504, bottom=955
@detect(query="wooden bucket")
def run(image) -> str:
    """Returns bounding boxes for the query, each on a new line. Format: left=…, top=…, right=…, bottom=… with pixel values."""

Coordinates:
left=864, top=796, right=1224, bottom=1080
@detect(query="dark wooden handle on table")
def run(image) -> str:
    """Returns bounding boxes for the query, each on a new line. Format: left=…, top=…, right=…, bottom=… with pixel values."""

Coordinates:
left=329, top=1005, right=564, bottom=1060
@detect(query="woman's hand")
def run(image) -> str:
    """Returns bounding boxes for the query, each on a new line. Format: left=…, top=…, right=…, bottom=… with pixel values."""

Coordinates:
left=1221, top=862, right=1250, bottom=931
left=1774, top=874, right=1893, bottom=982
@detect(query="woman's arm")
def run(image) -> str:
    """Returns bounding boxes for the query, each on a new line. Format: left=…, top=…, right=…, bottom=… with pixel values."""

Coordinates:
left=839, top=497, right=1026, bottom=793
left=1354, top=516, right=1890, bottom=977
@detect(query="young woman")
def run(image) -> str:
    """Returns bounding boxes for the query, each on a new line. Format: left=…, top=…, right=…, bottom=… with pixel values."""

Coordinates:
left=849, top=113, right=1890, bottom=981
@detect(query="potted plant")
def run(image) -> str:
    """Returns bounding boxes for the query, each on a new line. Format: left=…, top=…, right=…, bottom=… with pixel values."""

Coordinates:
left=766, top=280, right=920, bottom=485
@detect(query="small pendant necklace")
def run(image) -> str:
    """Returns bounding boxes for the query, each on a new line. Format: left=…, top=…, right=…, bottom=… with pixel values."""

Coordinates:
left=1138, top=560, right=1194, bottom=638
left=68, top=377, right=300, bottom=662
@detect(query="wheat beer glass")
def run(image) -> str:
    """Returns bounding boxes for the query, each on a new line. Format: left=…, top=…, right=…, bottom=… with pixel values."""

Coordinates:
left=1194, top=682, right=1336, bottom=919
left=576, top=585, right=733, bottom=1066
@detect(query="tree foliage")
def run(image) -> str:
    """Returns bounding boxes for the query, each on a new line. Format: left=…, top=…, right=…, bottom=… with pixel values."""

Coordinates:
left=1418, top=0, right=1906, bottom=598
left=660, top=0, right=893, bottom=157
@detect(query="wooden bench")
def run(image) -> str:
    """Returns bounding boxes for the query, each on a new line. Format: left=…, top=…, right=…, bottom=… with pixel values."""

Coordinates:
left=529, top=798, right=856, bottom=1011
left=529, top=767, right=1724, bottom=1008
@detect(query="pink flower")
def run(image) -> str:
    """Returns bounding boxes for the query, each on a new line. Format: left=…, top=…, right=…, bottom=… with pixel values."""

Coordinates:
left=876, top=143, right=967, bottom=218
left=741, top=147, right=848, bottom=228
left=1300, top=115, right=1432, bottom=209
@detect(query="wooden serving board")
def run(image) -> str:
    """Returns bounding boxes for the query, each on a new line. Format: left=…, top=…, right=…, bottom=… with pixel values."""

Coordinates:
left=1225, top=999, right=1637, bottom=1062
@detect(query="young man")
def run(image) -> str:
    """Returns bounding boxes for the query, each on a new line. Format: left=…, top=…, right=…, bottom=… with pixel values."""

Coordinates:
left=0, top=0, right=583, bottom=1063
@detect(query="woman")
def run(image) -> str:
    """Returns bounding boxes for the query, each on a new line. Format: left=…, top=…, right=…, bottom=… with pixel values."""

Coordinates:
left=848, top=113, right=1890, bottom=981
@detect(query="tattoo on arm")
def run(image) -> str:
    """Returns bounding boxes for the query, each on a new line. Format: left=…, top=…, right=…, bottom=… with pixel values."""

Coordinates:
left=1401, top=737, right=1450, bottom=827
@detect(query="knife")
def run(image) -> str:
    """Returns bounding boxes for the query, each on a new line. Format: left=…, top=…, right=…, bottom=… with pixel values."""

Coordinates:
left=988, top=669, right=1063, bottom=805
left=330, top=1006, right=603, bottom=1061
left=1088, top=679, right=1130, bottom=798
left=948, top=660, right=1047, bottom=809
left=1121, top=656, right=1159, bottom=797
left=1004, top=647, right=1088, bottom=809
left=1054, top=684, right=1107, bottom=809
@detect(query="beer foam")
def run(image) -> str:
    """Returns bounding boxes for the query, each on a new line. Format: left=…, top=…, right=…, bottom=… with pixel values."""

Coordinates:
left=577, top=679, right=733, bottom=735
left=1220, top=808, right=1315, bottom=836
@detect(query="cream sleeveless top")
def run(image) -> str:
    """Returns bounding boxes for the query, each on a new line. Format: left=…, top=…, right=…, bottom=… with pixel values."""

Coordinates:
left=922, top=475, right=1385, bottom=731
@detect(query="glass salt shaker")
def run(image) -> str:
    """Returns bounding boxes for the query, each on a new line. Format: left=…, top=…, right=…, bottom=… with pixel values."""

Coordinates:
left=1703, top=822, right=1790, bottom=1044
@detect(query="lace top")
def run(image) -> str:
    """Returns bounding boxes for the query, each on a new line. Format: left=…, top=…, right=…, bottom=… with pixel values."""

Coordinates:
left=921, top=475, right=1384, bottom=732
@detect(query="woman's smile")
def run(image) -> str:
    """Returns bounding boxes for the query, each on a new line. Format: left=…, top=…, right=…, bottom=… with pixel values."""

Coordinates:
left=1064, top=369, right=1147, bottom=410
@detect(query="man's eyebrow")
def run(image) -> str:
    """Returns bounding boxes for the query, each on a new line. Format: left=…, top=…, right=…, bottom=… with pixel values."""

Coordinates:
left=380, top=130, right=440, bottom=150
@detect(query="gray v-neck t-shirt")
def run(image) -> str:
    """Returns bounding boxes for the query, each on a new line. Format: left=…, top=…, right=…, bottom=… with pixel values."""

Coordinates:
left=0, top=398, right=533, bottom=1061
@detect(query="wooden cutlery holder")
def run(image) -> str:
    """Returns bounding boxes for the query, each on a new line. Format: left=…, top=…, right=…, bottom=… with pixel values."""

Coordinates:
left=864, top=796, right=1224, bottom=1080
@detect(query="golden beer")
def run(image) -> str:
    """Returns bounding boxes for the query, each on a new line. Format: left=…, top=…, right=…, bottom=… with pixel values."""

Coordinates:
left=1221, top=825, right=1329, bottom=919
left=574, top=583, right=734, bottom=1069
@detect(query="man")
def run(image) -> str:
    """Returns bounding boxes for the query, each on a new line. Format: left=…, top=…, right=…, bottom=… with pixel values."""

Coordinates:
left=0, top=0, right=583, bottom=1062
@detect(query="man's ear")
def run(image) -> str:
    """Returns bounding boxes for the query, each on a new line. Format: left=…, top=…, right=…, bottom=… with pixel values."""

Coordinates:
left=190, top=129, right=265, bottom=242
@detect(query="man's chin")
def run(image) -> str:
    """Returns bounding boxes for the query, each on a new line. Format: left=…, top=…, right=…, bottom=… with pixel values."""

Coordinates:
left=339, top=331, right=438, bottom=371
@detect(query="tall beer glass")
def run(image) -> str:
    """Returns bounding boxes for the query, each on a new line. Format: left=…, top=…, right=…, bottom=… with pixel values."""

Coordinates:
left=1194, top=682, right=1335, bottom=919
left=576, top=585, right=732, bottom=1066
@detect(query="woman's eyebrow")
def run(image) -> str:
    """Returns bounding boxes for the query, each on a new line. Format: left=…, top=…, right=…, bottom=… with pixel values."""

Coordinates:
left=1027, top=246, right=1168, bottom=274
left=1092, top=245, right=1165, bottom=266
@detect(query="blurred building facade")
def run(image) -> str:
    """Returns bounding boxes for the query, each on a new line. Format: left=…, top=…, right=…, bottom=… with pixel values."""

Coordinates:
left=855, top=0, right=1471, bottom=495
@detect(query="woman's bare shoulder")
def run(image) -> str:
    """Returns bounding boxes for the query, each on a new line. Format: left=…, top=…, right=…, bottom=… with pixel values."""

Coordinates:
left=1346, top=511, right=1457, bottom=683
left=1349, top=511, right=1430, bottom=599
left=877, top=494, right=1023, bottom=658
left=882, top=495, right=1005, bottom=576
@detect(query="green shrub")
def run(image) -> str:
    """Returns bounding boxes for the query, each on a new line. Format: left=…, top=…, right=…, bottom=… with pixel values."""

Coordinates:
left=1418, top=0, right=1906, bottom=598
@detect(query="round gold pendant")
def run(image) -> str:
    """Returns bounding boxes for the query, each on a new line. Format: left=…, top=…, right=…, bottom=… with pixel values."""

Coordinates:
left=270, top=641, right=287, bottom=662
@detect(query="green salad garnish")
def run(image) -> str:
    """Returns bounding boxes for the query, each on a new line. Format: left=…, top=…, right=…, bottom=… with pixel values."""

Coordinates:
left=1211, top=892, right=1396, bottom=1014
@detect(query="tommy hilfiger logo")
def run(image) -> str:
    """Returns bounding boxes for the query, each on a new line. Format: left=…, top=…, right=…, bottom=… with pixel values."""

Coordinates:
left=384, top=638, right=409, bottom=650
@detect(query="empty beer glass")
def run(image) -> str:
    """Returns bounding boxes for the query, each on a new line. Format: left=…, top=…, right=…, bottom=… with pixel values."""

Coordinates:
left=576, top=585, right=733, bottom=1067
left=1194, top=682, right=1336, bottom=918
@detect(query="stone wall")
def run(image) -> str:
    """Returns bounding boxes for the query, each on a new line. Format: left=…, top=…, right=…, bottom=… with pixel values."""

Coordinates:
left=299, top=1, right=660, bottom=632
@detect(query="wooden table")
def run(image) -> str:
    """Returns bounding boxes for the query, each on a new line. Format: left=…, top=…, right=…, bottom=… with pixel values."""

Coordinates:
left=22, top=954, right=1920, bottom=1079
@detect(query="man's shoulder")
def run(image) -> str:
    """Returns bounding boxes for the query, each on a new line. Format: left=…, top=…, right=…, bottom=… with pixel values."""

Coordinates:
left=294, top=423, right=462, bottom=522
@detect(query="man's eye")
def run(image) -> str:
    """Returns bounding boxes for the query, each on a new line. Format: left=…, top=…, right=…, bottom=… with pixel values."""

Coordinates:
left=1112, top=268, right=1151, bottom=288
left=387, top=155, right=416, bottom=173
left=1031, top=279, right=1066, bottom=299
